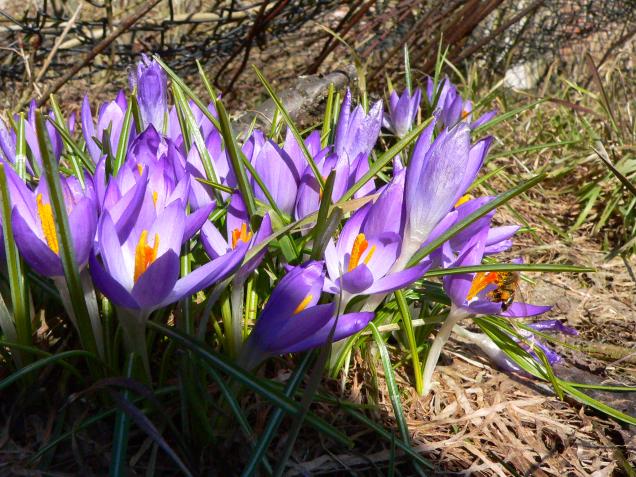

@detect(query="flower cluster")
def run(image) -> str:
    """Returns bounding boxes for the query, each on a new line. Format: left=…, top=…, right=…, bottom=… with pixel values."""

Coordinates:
left=0, top=55, right=573, bottom=378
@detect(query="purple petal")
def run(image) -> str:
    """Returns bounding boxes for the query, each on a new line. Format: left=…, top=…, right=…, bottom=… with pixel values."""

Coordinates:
left=340, top=265, right=375, bottom=294
left=131, top=251, right=180, bottom=309
left=12, top=208, right=63, bottom=276
left=528, top=320, right=577, bottom=335
left=89, top=252, right=138, bottom=309
left=364, top=259, right=430, bottom=295
left=501, top=303, right=552, bottom=318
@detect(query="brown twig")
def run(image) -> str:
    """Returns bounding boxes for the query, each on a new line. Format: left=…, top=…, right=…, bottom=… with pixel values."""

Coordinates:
left=26, top=0, right=161, bottom=110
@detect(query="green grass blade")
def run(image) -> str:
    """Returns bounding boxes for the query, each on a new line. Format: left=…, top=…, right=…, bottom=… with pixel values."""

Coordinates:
left=342, top=118, right=432, bottom=201
left=147, top=321, right=352, bottom=447
left=408, top=173, right=546, bottom=267
left=242, top=352, right=313, bottom=477
left=113, top=97, right=134, bottom=174
left=36, top=111, right=100, bottom=360
left=394, top=290, right=423, bottom=395
left=110, top=354, right=135, bottom=477
left=473, top=100, right=545, bottom=135
left=369, top=322, right=411, bottom=445
left=252, top=66, right=324, bottom=192
left=0, top=163, right=32, bottom=366
left=215, top=99, right=257, bottom=217
left=424, top=263, right=594, bottom=277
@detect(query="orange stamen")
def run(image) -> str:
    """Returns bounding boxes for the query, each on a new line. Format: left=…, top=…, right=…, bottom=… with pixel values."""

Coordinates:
left=293, top=294, right=313, bottom=315
left=348, top=233, right=368, bottom=272
left=137, top=163, right=144, bottom=175
left=133, top=230, right=160, bottom=282
left=231, top=222, right=252, bottom=249
left=36, top=193, right=59, bottom=254
left=461, top=109, right=470, bottom=119
left=466, top=271, right=499, bottom=301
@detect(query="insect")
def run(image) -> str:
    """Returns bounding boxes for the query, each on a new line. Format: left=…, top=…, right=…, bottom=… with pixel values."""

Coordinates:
left=467, top=270, right=522, bottom=311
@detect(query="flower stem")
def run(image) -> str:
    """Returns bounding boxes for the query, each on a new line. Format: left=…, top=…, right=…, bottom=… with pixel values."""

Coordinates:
left=230, top=282, right=245, bottom=358
left=421, top=306, right=468, bottom=395
left=117, top=307, right=150, bottom=380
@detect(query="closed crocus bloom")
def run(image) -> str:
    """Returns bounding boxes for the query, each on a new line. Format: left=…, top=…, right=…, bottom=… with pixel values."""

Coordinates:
left=9, top=170, right=97, bottom=277
left=22, top=101, right=64, bottom=167
left=401, top=120, right=474, bottom=264
left=185, top=129, right=235, bottom=207
left=383, top=87, right=422, bottom=137
left=334, top=90, right=383, bottom=162
left=249, top=136, right=300, bottom=216
left=324, top=169, right=430, bottom=305
left=241, top=261, right=374, bottom=369
left=130, top=54, right=168, bottom=133
left=82, top=91, right=129, bottom=162
left=426, top=77, right=496, bottom=129
left=0, top=117, right=16, bottom=163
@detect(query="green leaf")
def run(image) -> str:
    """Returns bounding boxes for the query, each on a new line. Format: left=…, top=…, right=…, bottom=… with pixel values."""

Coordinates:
left=36, top=111, right=100, bottom=360
left=424, top=263, right=595, bottom=277
left=394, top=290, right=423, bottom=395
left=147, top=321, right=352, bottom=447
left=0, top=163, right=32, bottom=366
left=109, top=354, right=135, bottom=477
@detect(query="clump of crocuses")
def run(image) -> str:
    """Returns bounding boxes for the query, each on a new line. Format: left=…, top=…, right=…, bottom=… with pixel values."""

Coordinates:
left=0, top=53, right=570, bottom=393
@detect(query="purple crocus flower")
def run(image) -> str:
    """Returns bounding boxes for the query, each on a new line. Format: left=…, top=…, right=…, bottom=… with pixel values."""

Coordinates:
left=200, top=191, right=272, bottom=284
left=399, top=120, right=478, bottom=265
left=426, top=77, right=496, bottom=129
left=334, top=90, right=383, bottom=162
left=82, top=91, right=129, bottom=162
left=130, top=54, right=168, bottom=133
left=0, top=117, right=16, bottom=164
left=22, top=101, right=64, bottom=167
left=323, top=168, right=430, bottom=304
left=240, top=261, right=374, bottom=369
left=246, top=131, right=301, bottom=216
left=8, top=169, right=97, bottom=277
left=383, top=88, right=422, bottom=137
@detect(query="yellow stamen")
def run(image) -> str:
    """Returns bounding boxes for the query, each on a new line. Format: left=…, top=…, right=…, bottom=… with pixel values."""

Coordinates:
left=152, top=191, right=158, bottom=207
left=231, top=222, right=252, bottom=249
left=133, top=230, right=160, bottom=282
left=293, top=294, right=313, bottom=315
left=36, top=193, right=59, bottom=255
left=454, top=193, right=473, bottom=208
left=466, top=271, right=499, bottom=301
left=137, top=163, right=144, bottom=175
left=348, top=233, right=368, bottom=272
left=363, top=244, right=376, bottom=265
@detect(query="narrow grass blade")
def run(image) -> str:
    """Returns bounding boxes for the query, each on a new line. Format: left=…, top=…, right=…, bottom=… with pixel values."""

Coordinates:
left=369, top=322, right=410, bottom=445
left=424, top=263, right=594, bottom=277
left=215, top=99, right=257, bottom=217
left=252, top=66, right=324, bottom=191
left=241, top=352, right=313, bottom=477
left=473, top=100, right=545, bottom=135
left=0, top=350, right=98, bottom=390
left=593, top=141, right=636, bottom=197
left=0, top=163, right=32, bottom=365
left=394, top=290, right=423, bottom=395
left=147, top=321, right=352, bottom=447
left=173, top=83, right=223, bottom=204
left=342, top=118, right=432, bottom=201
left=36, top=111, right=99, bottom=359
left=110, top=354, right=135, bottom=477
left=113, top=98, right=134, bottom=174
left=408, top=173, right=546, bottom=267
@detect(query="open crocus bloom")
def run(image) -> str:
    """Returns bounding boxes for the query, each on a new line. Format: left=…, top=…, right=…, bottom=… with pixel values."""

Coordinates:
left=9, top=169, right=97, bottom=277
left=241, top=261, right=374, bottom=368
left=201, top=191, right=272, bottom=284
left=90, top=199, right=244, bottom=313
left=444, top=229, right=552, bottom=318
left=383, top=87, right=422, bottom=138
left=324, top=168, right=430, bottom=303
